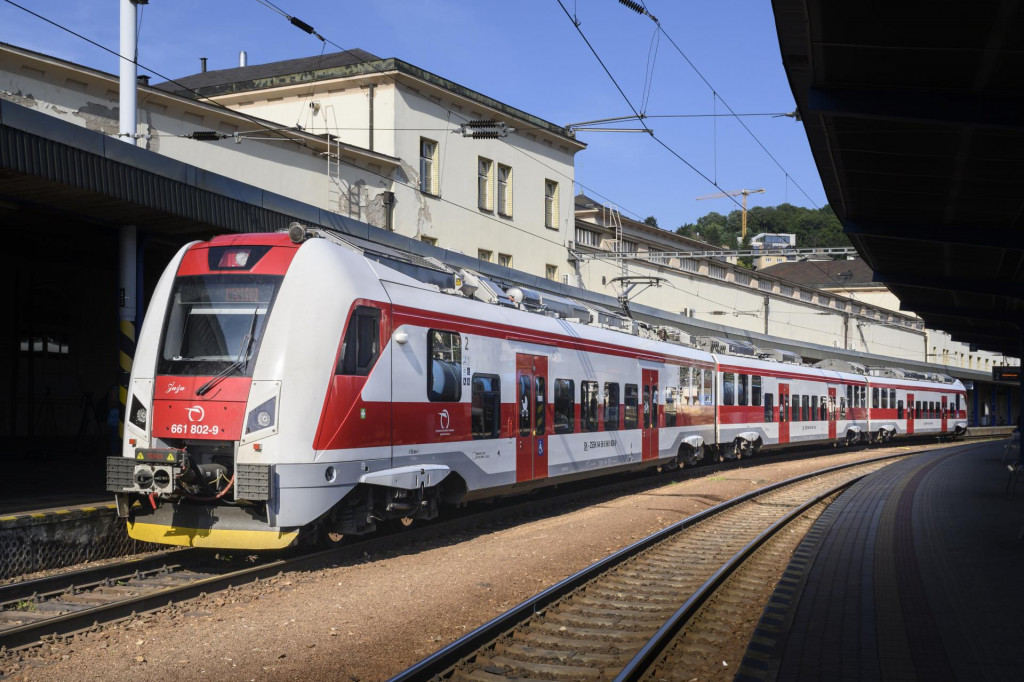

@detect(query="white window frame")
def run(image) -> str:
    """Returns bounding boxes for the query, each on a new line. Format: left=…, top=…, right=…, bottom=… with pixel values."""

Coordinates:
left=544, top=180, right=559, bottom=229
left=477, top=157, right=493, bottom=211
left=420, top=138, right=438, bottom=195
left=497, top=164, right=512, bottom=217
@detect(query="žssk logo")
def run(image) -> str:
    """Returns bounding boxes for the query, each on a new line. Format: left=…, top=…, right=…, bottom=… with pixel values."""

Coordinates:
left=186, top=406, right=206, bottom=422
left=437, top=409, right=453, bottom=436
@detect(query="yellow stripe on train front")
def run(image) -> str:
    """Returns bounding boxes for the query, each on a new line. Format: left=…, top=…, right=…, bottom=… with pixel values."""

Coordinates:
left=127, top=520, right=298, bottom=550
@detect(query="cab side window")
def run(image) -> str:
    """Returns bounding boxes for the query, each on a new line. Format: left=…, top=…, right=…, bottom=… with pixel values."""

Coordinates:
left=337, top=306, right=381, bottom=376
left=427, top=329, right=462, bottom=402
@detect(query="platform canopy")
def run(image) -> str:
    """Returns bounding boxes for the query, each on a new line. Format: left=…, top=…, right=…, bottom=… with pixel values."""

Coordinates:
left=772, top=2, right=1024, bottom=356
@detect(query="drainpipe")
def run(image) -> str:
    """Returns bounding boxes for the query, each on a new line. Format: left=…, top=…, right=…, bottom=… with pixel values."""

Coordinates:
left=362, top=83, right=376, bottom=151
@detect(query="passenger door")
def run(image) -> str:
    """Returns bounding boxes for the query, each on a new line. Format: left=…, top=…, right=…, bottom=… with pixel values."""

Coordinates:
left=827, top=387, right=837, bottom=440
left=941, top=395, right=948, bottom=433
left=778, top=383, right=790, bottom=444
left=642, top=369, right=659, bottom=461
left=907, top=392, right=915, bottom=434
left=516, top=354, right=549, bottom=482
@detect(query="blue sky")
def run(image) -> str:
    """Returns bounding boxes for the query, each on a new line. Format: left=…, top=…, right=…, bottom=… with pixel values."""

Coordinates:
left=0, top=0, right=827, bottom=229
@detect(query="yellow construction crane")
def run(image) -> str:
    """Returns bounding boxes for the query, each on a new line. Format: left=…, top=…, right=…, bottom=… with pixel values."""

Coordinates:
left=696, top=188, right=766, bottom=240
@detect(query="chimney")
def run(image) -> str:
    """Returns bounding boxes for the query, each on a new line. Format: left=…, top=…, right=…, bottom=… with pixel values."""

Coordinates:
left=136, top=75, right=150, bottom=86
left=239, top=51, right=247, bottom=67
left=200, top=57, right=207, bottom=73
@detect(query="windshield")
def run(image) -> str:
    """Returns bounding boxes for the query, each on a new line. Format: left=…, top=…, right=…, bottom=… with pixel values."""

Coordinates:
left=158, top=274, right=283, bottom=376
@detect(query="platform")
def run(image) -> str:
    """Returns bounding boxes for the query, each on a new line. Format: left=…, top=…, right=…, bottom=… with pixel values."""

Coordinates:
left=739, top=439, right=1024, bottom=681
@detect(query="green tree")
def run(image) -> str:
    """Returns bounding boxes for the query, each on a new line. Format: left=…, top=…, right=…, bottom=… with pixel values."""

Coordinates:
left=643, top=215, right=659, bottom=227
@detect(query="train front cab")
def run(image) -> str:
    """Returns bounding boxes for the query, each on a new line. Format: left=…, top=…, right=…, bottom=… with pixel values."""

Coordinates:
left=107, top=234, right=306, bottom=550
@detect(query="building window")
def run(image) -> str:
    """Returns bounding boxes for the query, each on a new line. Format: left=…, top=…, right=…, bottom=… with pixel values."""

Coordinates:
left=471, top=374, right=501, bottom=439
left=497, top=164, right=512, bottom=216
left=649, top=248, right=669, bottom=265
left=478, top=249, right=492, bottom=262
left=709, top=264, right=726, bottom=279
left=419, top=138, right=438, bottom=195
left=477, top=157, right=493, bottom=211
left=575, top=227, right=599, bottom=247
left=546, top=264, right=558, bottom=281
left=678, top=258, right=698, bottom=273
left=544, top=179, right=559, bottom=229
left=498, top=253, right=512, bottom=268
left=554, top=378, right=575, bottom=434
left=779, top=284, right=794, bottom=297
left=620, top=239, right=638, bottom=254
left=427, top=329, right=461, bottom=402
left=800, top=289, right=812, bottom=302
left=735, top=271, right=751, bottom=286
left=758, top=279, right=773, bottom=292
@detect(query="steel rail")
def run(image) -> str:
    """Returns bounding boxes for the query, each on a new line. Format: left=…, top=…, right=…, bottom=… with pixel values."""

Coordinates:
left=0, top=549, right=195, bottom=605
left=613, top=478, right=856, bottom=681
left=387, top=452, right=904, bottom=681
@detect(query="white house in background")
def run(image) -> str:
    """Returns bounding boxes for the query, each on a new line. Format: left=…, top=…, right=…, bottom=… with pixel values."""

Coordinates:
left=750, top=232, right=797, bottom=269
left=163, top=50, right=586, bottom=278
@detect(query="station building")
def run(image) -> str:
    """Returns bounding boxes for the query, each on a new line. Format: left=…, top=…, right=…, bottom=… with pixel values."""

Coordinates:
left=0, top=42, right=1016, bottom=468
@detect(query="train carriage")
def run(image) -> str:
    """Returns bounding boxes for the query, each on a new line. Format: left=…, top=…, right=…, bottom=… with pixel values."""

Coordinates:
left=107, top=229, right=969, bottom=551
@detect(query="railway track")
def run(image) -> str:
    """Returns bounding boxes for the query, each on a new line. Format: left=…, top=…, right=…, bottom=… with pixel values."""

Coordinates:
left=0, top=443, right=936, bottom=654
left=390, top=455, right=897, bottom=681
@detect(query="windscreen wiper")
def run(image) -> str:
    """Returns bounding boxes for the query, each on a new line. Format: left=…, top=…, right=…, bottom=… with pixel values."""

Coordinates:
left=195, top=309, right=260, bottom=396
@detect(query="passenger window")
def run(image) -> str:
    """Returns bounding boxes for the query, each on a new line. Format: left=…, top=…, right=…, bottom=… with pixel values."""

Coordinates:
left=779, top=393, right=788, bottom=423
left=752, top=376, right=762, bottom=407
left=839, top=396, right=847, bottom=420
left=821, top=396, right=828, bottom=421
left=518, top=374, right=531, bottom=437
left=738, top=374, right=749, bottom=406
left=702, top=369, right=714, bottom=406
left=625, top=384, right=639, bottom=430
left=812, top=396, right=819, bottom=421
left=764, top=392, right=774, bottom=423
left=554, top=378, right=575, bottom=435
left=604, top=382, right=620, bottom=431
left=881, top=389, right=888, bottom=409
left=427, top=330, right=462, bottom=402
left=872, top=388, right=879, bottom=409
left=890, top=389, right=896, bottom=409
left=471, top=374, right=501, bottom=439
left=581, top=381, right=600, bottom=432
left=664, top=387, right=677, bottom=427
left=722, top=372, right=735, bottom=406
left=897, top=400, right=904, bottom=420
left=802, top=395, right=810, bottom=422
left=679, top=366, right=691, bottom=405
left=337, top=306, right=381, bottom=376
left=534, top=377, right=546, bottom=436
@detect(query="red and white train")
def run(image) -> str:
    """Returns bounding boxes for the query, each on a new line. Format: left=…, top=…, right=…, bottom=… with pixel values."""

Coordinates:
left=107, top=229, right=968, bottom=550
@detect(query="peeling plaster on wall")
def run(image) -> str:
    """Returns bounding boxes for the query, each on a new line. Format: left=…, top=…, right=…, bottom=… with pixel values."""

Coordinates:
left=0, top=89, right=37, bottom=108
left=399, top=159, right=432, bottom=238
left=74, top=102, right=118, bottom=135
left=366, top=189, right=387, bottom=230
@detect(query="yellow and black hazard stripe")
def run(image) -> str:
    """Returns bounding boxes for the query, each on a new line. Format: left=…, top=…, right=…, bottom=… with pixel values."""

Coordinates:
left=117, top=318, right=135, bottom=439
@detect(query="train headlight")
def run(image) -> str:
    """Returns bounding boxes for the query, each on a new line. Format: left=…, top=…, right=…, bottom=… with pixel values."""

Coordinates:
left=129, top=395, right=148, bottom=430
left=246, top=397, right=276, bottom=434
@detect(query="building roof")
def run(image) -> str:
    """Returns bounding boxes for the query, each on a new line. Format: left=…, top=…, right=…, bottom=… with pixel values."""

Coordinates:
left=757, top=258, right=878, bottom=288
left=159, top=50, right=581, bottom=145
left=772, top=1, right=1024, bottom=355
